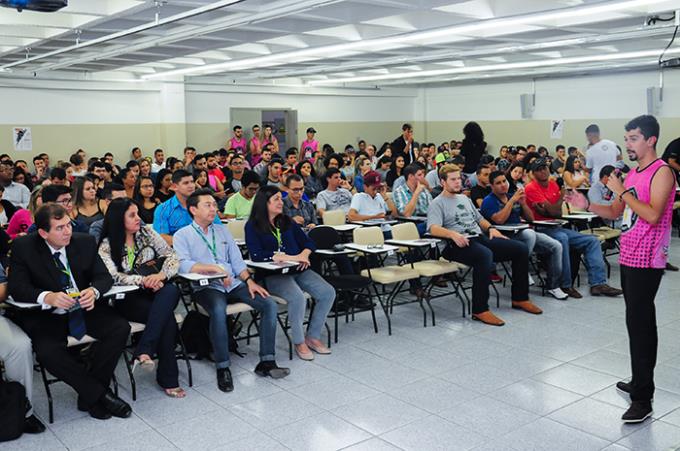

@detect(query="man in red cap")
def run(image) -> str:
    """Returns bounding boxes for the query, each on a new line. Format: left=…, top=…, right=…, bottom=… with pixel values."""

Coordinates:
left=347, top=170, right=396, bottom=226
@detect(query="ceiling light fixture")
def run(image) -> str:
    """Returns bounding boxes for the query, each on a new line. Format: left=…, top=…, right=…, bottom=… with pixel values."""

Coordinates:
left=308, top=47, right=680, bottom=85
left=142, top=0, right=671, bottom=80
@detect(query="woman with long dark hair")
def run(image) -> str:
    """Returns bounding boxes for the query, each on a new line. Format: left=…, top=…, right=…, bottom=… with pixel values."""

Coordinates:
left=385, top=154, right=405, bottom=189
left=563, top=155, right=589, bottom=189
left=71, top=176, right=104, bottom=229
left=133, top=175, right=159, bottom=224
left=506, top=161, right=526, bottom=193
left=154, top=169, right=174, bottom=203
left=295, top=160, right=322, bottom=199
left=461, top=121, right=487, bottom=178
left=98, top=198, right=184, bottom=398
left=244, top=186, right=335, bottom=361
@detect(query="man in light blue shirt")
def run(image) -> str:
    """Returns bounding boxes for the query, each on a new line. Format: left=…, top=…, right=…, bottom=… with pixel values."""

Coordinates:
left=173, top=188, right=289, bottom=393
left=153, top=169, right=220, bottom=245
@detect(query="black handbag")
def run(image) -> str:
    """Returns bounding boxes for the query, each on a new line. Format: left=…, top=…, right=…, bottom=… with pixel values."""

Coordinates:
left=130, top=245, right=167, bottom=277
left=0, top=361, right=28, bottom=442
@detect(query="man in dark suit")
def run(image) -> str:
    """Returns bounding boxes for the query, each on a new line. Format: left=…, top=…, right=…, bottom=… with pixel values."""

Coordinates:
left=9, top=203, right=132, bottom=420
left=391, top=123, right=417, bottom=165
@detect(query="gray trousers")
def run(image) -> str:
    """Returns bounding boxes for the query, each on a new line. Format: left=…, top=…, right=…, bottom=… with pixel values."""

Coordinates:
left=0, top=316, right=33, bottom=416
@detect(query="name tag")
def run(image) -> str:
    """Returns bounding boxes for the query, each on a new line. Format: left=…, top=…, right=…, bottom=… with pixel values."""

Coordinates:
left=115, top=293, right=126, bottom=300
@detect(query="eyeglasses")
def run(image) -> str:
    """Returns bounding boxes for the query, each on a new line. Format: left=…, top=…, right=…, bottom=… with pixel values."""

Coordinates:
left=56, top=197, right=72, bottom=205
left=290, top=188, right=304, bottom=192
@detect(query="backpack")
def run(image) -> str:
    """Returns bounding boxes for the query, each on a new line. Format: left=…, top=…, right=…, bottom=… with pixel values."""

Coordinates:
left=180, top=311, right=243, bottom=360
left=0, top=361, right=28, bottom=442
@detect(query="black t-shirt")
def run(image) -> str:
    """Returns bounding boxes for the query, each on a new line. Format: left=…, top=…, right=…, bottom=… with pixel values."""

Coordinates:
left=470, top=184, right=491, bottom=208
left=461, top=141, right=487, bottom=173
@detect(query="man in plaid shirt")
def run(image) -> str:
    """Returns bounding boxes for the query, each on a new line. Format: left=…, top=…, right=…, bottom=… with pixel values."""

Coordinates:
left=392, top=163, right=433, bottom=236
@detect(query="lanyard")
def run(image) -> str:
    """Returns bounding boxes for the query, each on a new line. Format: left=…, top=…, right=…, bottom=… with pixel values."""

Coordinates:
left=192, top=224, right=217, bottom=260
left=54, top=254, right=74, bottom=290
left=272, top=226, right=282, bottom=252
left=126, top=245, right=135, bottom=270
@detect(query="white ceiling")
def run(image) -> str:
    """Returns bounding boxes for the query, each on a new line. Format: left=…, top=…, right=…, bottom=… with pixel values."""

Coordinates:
left=0, top=0, right=678, bottom=86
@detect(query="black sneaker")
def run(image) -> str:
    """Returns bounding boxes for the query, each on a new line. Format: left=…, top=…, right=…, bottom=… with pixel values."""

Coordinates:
left=622, top=401, right=653, bottom=423
left=23, top=415, right=46, bottom=434
left=217, top=368, right=234, bottom=392
left=255, top=361, right=290, bottom=379
left=616, top=381, right=632, bottom=395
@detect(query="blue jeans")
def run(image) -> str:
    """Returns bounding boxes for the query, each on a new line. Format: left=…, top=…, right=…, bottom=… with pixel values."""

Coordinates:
left=265, top=269, right=335, bottom=344
left=512, top=229, right=563, bottom=290
left=538, top=227, right=606, bottom=288
left=195, top=283, right=278, bottom=369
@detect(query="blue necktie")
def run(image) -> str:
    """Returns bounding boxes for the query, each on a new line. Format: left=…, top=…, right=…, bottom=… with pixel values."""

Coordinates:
left=53, top=252, right=87, bottom=340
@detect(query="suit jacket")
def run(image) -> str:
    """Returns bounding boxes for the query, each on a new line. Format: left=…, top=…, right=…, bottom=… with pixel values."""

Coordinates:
left=8, top=232, right=113, bottom=306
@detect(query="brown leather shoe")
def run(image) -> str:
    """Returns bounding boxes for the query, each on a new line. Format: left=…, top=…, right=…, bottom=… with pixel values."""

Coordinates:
left=590, top=284, right=623, bottom=297
left=562, top=287, right=582, bottom=299
left=512, top=300, right=543, bottom=315
left=472, top=310, right=505, bottom=326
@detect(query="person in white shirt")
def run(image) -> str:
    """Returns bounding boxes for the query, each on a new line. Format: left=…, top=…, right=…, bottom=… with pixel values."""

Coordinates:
left=585, top=124, right=621, bottom=184
left=347, top=170, right=396, bottom=226
left=0, top=161, right=30, bottom=208
left=151, top=148, right=165, bottom=173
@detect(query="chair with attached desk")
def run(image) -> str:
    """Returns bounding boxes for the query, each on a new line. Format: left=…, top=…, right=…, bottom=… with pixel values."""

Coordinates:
left=389, top=222, right=466, bottom=324
left=321, top=209, right=346, bottom=226
left=351, top=226, right=421, bottom=335
left=308, top=226, right=376, bottom=343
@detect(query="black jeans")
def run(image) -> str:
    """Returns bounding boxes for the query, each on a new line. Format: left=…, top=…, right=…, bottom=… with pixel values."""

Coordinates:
left=115, top=284, right=181, bottom=389
left=621, top=265, right=664, bottom=402
left=442, top=235, right=529, bottom=314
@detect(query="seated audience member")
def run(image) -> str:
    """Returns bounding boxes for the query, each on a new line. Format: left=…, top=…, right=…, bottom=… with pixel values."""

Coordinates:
left=206, top=153, right=226, bottom=186
left=151, top=148, right=165, bottom=174
left=427, top=165, right=541, bottom=326
left=71, top=176, right=104, bottom=230
left=133, top=175, right=159, bottom=224
left=0, top=161, right=30, bottom=208
left=49, top=167, right=68, bottom=186
left=587, top=165, right=622, bottom=229
left=0, top=184, right=18, bottom=226
left=14, top=166, right=34, bottom=192
left=466, top=155, right=495, bottom=189
left=376, top=156, right=392, bottom=182
left=283, top=147, right=298, bottom=174
left=153, top=169, right=220, bottom=245
left=524, top=158, right=622, bottom=297
left=174, top=189, right=289, bottom=391
left=223, top=170, right=260, bottom=220
left=6, top=187, right=42, bottom=239
left=98, top=198, right=185, bottom=398
left=0, top=262, right=46, bottom=433
left=89, top=183, right=127, bottom=242
left=470, top=164, right=492, bottom=208
left=386, top=154, right=405, bottom=189
left=225, top=154, right=246, bottom=194
left=353, top=156, right=373, bottom=193
left=552, top=145, right=567, bottom=175
left=139, top=159, right=152, bottom=179
left=245, top=186, right=335, bottom=361
left=316, top=168, right=353, bottom=217
left=506, top=161, right=526, bottom=192
left=154, top=169, right=174, bottom=204
left=253, top=147, right=273, bottom=179
left=481, top=171, right=568, bottom=300
left=495, top=145, right=512, bottom=172
left=563, top=155, right=589, bottom=189
left=118, top=168, right=137, bottom=199
left=393, top=163, right=433, bottom=235
left=425, top=153, right=448, bottom=189
left=125, top=160, right=141, bottom=178
left=27, top=185, right=89, bottom=234
left=265, top=158, right=284, bottom=188
left=283, top=174, right=317, bottom=229
left=296, top=160, right=322, bottom=199
left=9, top=204, right=132, bottom=420
left=347, top=171, right=396, bottom=228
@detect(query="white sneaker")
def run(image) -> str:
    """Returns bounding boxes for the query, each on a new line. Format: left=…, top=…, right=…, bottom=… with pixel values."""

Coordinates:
left=528, top=275, right=535, bottom=286
left=547, top=287, right=568, bottom=300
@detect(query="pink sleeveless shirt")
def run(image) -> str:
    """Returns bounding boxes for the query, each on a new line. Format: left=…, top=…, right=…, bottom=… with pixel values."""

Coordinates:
left=619, top=159, right=676, bottom=268
left=229, top=137, right=247, bottom=153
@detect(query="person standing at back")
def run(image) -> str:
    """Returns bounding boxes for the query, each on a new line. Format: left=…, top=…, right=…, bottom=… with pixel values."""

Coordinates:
left=585, top=124, right=621, bottom=184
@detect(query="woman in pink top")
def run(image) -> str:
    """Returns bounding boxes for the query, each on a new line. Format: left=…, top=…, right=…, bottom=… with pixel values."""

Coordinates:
left=6, top=186, right=43, bottom=239
left=262, top=124, right=279, bottom=153
left=570, top=115, right=676, bottom=424
left=300, top=127, right=319, bottom=161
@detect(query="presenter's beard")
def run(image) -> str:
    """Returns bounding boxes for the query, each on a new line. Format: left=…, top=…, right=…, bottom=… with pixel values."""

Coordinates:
left=627, top=149, right=638, bottom=161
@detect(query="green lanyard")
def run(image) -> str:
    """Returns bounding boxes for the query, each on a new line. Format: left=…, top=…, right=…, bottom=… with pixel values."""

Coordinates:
left=126, top=245, right=135, bottom=270
left=272, top=226, right=282, bottom=252
left=192, top=224, right=217, bottom=260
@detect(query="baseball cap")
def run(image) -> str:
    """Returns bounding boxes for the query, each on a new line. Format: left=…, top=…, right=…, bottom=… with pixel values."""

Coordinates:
left=306, top=127, right=317, bottom=134
left=435, top=153, right=447, bottom=165
left=530, top=157, right=549, bottom=172
left=363, top=170, right=383, bottom=187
